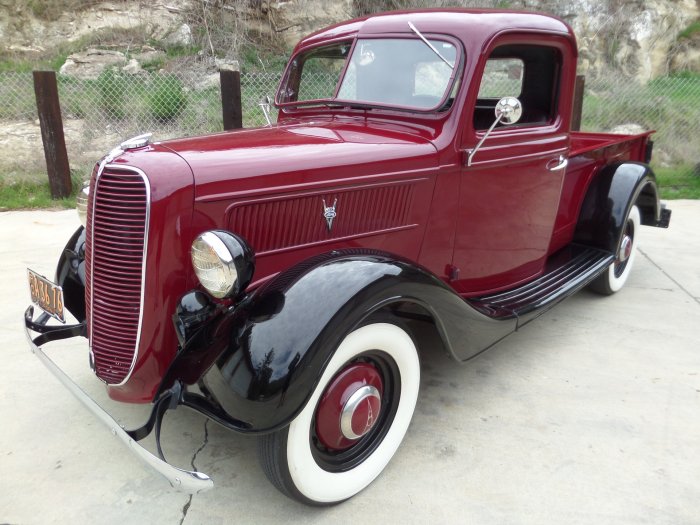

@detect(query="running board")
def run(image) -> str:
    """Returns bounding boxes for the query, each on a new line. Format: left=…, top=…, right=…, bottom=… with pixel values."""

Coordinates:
left=467, top=244, right=614, bottom=327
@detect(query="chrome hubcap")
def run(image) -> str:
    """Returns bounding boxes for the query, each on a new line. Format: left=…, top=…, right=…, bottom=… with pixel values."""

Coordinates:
left=340, top=385, right=382, bottom=440
left=619, top=234, right=633, bottom=262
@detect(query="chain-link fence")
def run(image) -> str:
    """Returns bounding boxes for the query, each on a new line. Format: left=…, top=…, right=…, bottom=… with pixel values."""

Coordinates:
left=581, top=74, right=700, bottom=166
left=1, top=68, right=698, bottom=179
left=0, top=70, right=280, bottom=178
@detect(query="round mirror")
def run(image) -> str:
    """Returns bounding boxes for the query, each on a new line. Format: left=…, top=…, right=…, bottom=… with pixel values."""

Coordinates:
left=495, top=97, right=522, bottom=125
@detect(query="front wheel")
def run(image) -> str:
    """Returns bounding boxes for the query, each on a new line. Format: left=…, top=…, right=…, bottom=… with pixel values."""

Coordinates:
left=258, top=323, right=420, bottom=505
left=590, top=204, right=641, bottom=295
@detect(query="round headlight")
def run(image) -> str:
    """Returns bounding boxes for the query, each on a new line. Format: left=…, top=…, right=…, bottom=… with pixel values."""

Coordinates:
left=76, top=180, right=90, bottom=227
left=191, top=230, right=254, bottom=299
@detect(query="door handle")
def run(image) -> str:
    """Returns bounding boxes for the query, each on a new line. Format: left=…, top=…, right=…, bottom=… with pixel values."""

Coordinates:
left=547, top=155, right=568, bottom=171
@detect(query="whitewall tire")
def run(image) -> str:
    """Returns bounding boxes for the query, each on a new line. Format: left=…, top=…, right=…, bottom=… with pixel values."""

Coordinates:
left=590, top=204, right=641, bottom=295
left=258, top=322, right=420, bottom=505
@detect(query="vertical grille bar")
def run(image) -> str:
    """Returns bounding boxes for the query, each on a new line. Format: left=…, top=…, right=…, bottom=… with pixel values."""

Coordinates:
left=85, top=165, right=149, bottom=385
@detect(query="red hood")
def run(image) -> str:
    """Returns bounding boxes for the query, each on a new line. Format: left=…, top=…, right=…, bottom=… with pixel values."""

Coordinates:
left=158, top=118, right=438, bottom=201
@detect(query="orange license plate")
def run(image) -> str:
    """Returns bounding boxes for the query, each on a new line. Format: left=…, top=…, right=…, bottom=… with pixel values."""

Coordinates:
left=28, top=269, right=65, bottom=323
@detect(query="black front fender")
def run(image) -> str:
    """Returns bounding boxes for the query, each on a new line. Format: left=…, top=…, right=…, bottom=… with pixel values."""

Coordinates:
left=188, top=251, right=512, bottom=433
left=55, top=226, right=87, bottom=322
left=574, top=162, right=662, bottom=253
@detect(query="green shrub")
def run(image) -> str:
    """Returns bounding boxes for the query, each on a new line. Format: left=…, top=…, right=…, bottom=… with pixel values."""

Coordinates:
left=147, top=75, right=187, bottom=122
left=98, top=69, right=127, bottom=120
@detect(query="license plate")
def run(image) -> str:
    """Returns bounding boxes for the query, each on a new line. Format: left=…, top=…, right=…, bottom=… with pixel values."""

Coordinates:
left=28, top=269, right=65, bottom=323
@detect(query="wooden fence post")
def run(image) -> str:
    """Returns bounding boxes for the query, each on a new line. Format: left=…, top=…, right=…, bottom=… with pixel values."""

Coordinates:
left=571, top=74, right=585, bottom=132
left=220, top=62, right=243, bottom=130
left=33, top=71, right=72, bottom=199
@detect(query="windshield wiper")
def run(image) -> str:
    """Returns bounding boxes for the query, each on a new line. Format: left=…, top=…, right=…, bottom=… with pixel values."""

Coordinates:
left=334, top=102, right=375, bottom=110
left=280, top=100, right=375, bottom=112
left=408, top=21, right=454, bottom=70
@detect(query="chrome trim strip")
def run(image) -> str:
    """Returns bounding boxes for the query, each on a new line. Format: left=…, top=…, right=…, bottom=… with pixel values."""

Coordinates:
left=89, top=161, right=151, bottom=387
left=88, top=158, right=106, bottom=373
left=24, top=321, right=213, bottom=494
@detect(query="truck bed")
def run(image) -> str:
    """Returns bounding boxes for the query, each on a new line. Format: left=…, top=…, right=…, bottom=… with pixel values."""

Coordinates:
left=570, top=131, right=653, bottom=160
left=549, top=130, right=653, bottom=255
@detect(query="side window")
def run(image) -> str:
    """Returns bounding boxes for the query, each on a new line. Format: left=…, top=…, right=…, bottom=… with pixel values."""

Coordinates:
left=297, top=55, right=346, bottom=101
left=477, top=59, right=523, bottom=99
left=473, top=44, right=561, bottom=130
left=280, top=43, right=351, bottom=103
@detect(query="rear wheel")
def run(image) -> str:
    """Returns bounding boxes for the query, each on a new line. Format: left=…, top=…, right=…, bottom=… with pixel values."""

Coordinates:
left=258, top=322, right=420, bottom=505
left=590, top=204, right=641, bottom=295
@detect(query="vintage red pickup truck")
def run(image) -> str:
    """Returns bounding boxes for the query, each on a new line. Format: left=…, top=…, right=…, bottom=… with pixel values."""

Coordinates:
left=25, top=9, right=671, bottom=504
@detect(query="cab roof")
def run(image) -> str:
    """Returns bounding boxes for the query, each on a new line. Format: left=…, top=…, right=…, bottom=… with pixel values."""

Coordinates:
left=294, top=9, right=575, bottom=55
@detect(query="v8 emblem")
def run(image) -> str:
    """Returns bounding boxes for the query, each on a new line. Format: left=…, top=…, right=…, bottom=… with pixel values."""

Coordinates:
left=322, top=198, right=338, bottom=232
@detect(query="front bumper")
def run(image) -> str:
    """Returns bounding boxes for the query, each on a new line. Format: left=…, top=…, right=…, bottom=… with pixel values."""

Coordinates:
left=23, top=306, right=214, bottom=494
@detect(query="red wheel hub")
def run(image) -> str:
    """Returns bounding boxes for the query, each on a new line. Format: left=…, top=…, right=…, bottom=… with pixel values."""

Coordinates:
left=315, top=362, right=383, bottom=451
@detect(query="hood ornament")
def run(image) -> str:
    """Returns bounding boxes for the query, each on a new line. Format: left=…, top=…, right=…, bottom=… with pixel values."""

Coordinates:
left=322, top=198, right=338, bottom=232
left=120, top=133, right=153, bottom=151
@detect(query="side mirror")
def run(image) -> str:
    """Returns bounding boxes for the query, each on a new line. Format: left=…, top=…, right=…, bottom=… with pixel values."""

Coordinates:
left=494, top=96, right=522, bottom=124
left=467, top=97, right=522, bottom=167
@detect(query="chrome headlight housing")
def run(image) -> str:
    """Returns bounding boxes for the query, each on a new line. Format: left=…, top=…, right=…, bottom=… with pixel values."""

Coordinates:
left=76, top=180, right=90, bottom=227
left=191, top=230, right=255, bottom=299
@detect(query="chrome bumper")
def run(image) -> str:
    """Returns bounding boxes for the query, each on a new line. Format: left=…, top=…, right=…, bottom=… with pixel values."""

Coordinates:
left=24, top=306, right=214, bottom=494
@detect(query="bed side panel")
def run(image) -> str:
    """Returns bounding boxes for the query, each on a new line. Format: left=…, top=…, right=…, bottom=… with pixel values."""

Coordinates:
left=549, top=133, right=650, bottom=254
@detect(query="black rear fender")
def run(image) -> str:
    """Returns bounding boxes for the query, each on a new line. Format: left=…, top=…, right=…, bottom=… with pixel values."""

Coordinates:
left=574, top=162, right=662, bottom=253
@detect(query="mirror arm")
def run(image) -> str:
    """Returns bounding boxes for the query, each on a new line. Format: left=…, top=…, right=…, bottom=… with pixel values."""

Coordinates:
left=467, top=116, right=502, bottom=167
left=259, top=96, right=272, bottom=127
left=467, top=96, right=522, bottom=167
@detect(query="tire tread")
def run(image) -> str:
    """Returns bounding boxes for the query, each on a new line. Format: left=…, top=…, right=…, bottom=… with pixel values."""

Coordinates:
left=257, top=432, right=291, bottom=497
left=258, top=432, right=335, bottom=506
left=589, top=272, right=614, bottom=295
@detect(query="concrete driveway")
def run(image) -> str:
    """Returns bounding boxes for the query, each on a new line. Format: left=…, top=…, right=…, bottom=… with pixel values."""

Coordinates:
left=1, top=203, right=698, bottom=524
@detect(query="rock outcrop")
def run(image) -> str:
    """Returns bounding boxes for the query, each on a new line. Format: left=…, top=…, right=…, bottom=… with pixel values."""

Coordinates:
left=1, top=0, right=699, bottom=83
left=498, top=0, right=699, bottom=81
left=259, top=0, right=354, bottom=47
left=59, top=49, right=127, bottom=80
left=0, top=0, right=187, bottom=52
left=670, top=31, right=700, bottom=73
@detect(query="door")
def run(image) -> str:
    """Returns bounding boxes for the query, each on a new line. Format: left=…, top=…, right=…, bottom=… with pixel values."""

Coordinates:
left=452, top=42, right=571, bottom=295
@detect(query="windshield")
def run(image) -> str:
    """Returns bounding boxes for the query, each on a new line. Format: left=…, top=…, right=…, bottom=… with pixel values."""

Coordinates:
left=277, top=37, right=459, bottom=111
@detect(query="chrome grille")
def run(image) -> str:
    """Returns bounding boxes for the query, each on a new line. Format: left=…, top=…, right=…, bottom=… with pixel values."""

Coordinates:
left=85, top=165, right=149, bottom=385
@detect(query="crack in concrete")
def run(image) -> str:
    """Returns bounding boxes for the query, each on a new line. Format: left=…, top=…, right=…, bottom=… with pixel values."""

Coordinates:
left=179, top=419, right=210, bottom=525
left=179, top=498, right=192, bottom=525
left=639, top=248, right=700, bottom=307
